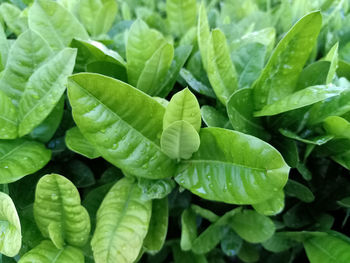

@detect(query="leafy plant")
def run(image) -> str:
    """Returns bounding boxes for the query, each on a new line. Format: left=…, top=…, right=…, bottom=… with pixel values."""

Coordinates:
left=2, top=0, right=350, bottom=262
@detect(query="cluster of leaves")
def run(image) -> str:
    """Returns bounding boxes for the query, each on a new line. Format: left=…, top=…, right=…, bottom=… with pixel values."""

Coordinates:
left=1, top=0, right=350, bottom=262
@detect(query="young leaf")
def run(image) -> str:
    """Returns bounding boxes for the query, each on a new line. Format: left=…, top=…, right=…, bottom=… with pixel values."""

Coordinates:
left=191, top=205, right=219, bottom=223
left=296, top=61, right=330, bottom=90
left=18, top=240, right=84, bottom=263
left=163, top=88, right=201, bottom=132
left=229, top=209, right=275, bottom=243
left=0, top=23, right=9, bottom=70
left=161, top=120, right=200, bottom=160
left=137, top=178, right=175, bottom=201
left=201, top=105, right=232, bottom=129
left=180, top=208, right=197, bottom=251
left=323, top=116, right=350, bottom=140
left=65, top=126, right=101, bottom=159
left=324, top=42, right=339, bottom=84
left=254, top=84, right=345, bottom=117
left=304, top=232, right=350, bottom=263
left=0, top=90, right=17, bottom=139
left=0, top=192, right=21, bottom=257
left=175, top=128, right=289, bottom=204
left=91, top=178, right=152, bottom=263
left=79, top=0, right=118, bottom=37
left=143, top=198, right=169, bottom=254
left=0, top=30, right=52, bottom=107
left=197, top=2, right=210, bottom=70
left=18, top=48, right=77, bottom=136
left=0, top=139, right=51, bottom=184
left=252, top=190, right=285, bottom=216
left=126, top=19, right=167, bottom=87
left=180, top=68, right=216, bottom=98
left=0, top=3, right=28, bottom=36
left=67, top=73, right=177, bottom=179
left=166, top=0, right=197, bottom=37
left=207, top=28, right=238, bottom=105
left=33, top=174, right=91, bottom=248
left=28, top=0, right=88, bottom=50
left=253, top=11, right=322, bottom=109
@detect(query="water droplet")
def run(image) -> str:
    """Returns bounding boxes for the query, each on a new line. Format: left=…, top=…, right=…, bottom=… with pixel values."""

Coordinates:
left=112, top=143, right=118, bottom=149
left=209, top=184, right=214, bottom=188
left=51, top=193, right=58, bottom=200
left=3, top=165, right=8, bottom=169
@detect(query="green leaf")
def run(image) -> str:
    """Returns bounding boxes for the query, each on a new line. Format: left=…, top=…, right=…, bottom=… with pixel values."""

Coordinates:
left=229, top=209, right=275, bottom=243
left=126, top=19, right=167, bottom=87
left=0, top=90, right=17, bottom=139
left=237, top=242, right=259, bottom=263
left=180, top=68, right=216, bottom=98
left=197, top=2, right=210, bottom=70
left=323, top=116, right=350, bottom=140
left=296, top=61, right=330, bottom=90
left=65, top=126, right=100, bottom=159
left=262, top=232, right=297, bottom=253
left=172, top=243, right=208, bottom=263
left=161, top=120, right=200, bottom=160
left=252, top=190, right=285, bottom=216
left=175, top=128, right=289, bottom=204
left=33, top=174, right=91, bottom=248
left=337, top=197, right=350, bottom=208
left=163, top=88, right=201, bottom=131
left=0, top=23, right=9, bottom=70
left=91, top=178, right=152, bottom=263
left=284, top=179, right=315, bottom=203
left=157, top=45, right=193, bottom=98
left=79, top=0, right=118, bottom=36
left=0, top=3, right=28, bottom=36
left=180, top=208, right=197, bottom=251
left=324, top=42, right=339, bottom=84
left=201, top=105, right=232, bottom=129
left=137, top=178, right=175, bottom=201
left=18, top=240, right=84, bottom=263
left=304, top=232, right=350, bottom=263
left=220, top=229, right=242, bottom=257
left=227, top=88, right=269, bottom=140
left=279, top=129, right=334, bottom=145
left=207, top=28, right=238, bottom=105
left=254, top=84, right=345, bottom=117
left=28, top=0, right=88, bottom=50
left=68, top=73, right=176, bottom=179
left=253, top=11, right=322, bottom=109
left=166, top=0, right=197, bottom=37
left=0, top=30, right=52, bottom=107
left=29, top=95, right=65, bottom=143
left=136, top=42, right=174, bottom=96
left=0, top=192, right=21, bottom=257
left=191, top=205, right=219, bottom=223
left=18, top=48, right=77, bottom=136
left=143, top=198, right=169, bottom=254
left=0, top=139, right=51, bottom=184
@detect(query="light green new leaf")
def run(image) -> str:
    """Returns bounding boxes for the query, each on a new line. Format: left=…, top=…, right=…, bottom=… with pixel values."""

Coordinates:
left=201, top=105, right=232, bottom=129
left=65, top=126, right=100, bottom=159
left=0, top=23, right=9, bottom=70
left=143, top=198, right=169, bottom=254
left=164, top=88, right=201, bottom=131
left=227, top=88, right=269, bottom=140
left=0, top=90, right=17, bottom=139
left=79, top=0, right=118, bottom=36
left=254, top=84, right=345, bottom=117
left=0, top=30, right=52, bottom=107
left=175, top=128, right=290, bottom=205
left=0, top=192, right=21, bottom=257
left=34, top=174, right=91, bottom=248
left=91, top=178, right=152, bottom=263
left=230, top=209, right=275, bottom=243
left=324, top=42, right=339, bottom=84
left=68, top=73, right=177, bottom=179
left=126, top=19, right=167, bottom=87
left=252, top=190, right=285, bottom=216
left=253, top=11, right=322, bottom=109
left=284, top=179, right=314, bottom=203
left=191, top=205, right=219, bottom=223
left=304, top=232, right=350, bottom=263
left=19, top=240, right=84, bottom=263
left=0, top=139, right=51, bottom=184
left=180, top=208, right=197, bottom=251
left=18, top=48, right=77, bottom=136
left=161, top=120, right=200, bottom=160
left=197, top=2, right=210, bottom=70
left=323, top=116, right=350, bottom=140
left=166, top=0, right=197, bottom=37
left=28, top=0, right=88, bottom=50
left=207, top=28, right=238, bottom=105
left=0, top=3, right=28, bottom=36
left=136, top=42, right=174, bottom=96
